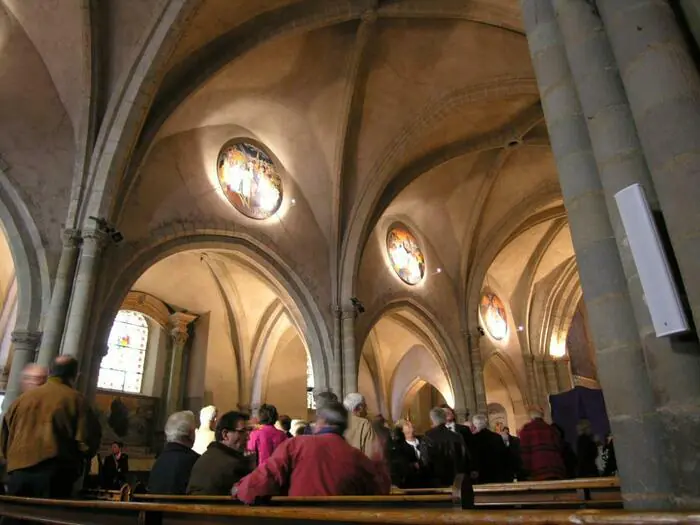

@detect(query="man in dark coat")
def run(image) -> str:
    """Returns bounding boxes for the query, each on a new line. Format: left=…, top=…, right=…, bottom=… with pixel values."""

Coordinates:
left=148, top=411, right=199, bottom=494
left=422, top=407, right=467, bottom=487
left=187, top=411, right=254, bottom=495
left=101, top=442, right=129, bottom=489
left=470, top=414, right=510, bottom=484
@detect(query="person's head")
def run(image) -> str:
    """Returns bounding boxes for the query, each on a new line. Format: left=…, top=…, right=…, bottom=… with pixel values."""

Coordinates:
left=429, top=407, right=447, bottom=428
left=21, top=363, right=47, bottom=393
left=199, top=405, right=217, bottom=431
left=257, top=404, right=279, bottom=426
left=439, top=404, right=456, bottom=423
left=278, top=415, right=292, bottom=433
left=577, top=419, right=592, bottom=436
left=373, top=414, right=386, bottom=428
left=529, top=408, right=544, bottom=421
left=494, top=422, right=504, bottom=433
left=343, top=393, right=367, bottom=418
left=314, top=391, right=338, bottom=411
left=315, top=402, right=349, bottom=434
left=502, top=426, right=511, bottom=436
left=215, top=411, right=250, bottom=451
left=111, top=441, right=124, bottom=455
left=165, top=410, right=196, bottom=446
left=294, top=422, right=310, bottom=436
left=471, top=414, right=488, bottom=433
left=399, top=418, right=415, bottom=439
left=49, top=355, right=79, bottom=387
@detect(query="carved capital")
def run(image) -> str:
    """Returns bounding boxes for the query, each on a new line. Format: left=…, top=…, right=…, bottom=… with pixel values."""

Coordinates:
left=81, top=228, right=109, bottom=252
left=11, top=330, right=42, bottom=351
left=62, top=229, right=82, bottom=248
left=340, top=309, right=355, bottom=321
left=168, top=312, right=197, bottom=347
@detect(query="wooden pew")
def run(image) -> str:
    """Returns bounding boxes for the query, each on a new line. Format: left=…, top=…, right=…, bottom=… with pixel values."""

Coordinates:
left=0, top=495, right=695, bottom=525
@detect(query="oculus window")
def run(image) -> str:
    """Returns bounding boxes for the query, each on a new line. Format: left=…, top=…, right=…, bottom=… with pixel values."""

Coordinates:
left=386, top=225, right=425, bottom=285
left=98, top=310, right=149, bottom=393
left=217, top=141, right=283, bottom=219
left=480, top=293, right=508, bottom=341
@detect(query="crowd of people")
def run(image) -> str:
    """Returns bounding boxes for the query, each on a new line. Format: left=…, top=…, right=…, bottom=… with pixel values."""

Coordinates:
left=0, top=358, right=617, bottom=503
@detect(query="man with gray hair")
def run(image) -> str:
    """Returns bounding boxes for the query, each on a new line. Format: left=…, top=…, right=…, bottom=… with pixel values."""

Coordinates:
left=423, top=407, right=468, bottom=487
left=343, top=393, right=379, bottom=457
left=234, top=401, right=389, bottom=503
left=148, top=411, right=200, bottom=494
left=470, top=414, right=510, bottom=483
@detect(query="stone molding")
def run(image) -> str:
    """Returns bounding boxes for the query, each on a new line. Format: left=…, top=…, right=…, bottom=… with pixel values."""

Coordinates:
left=120, top=291, right=171, bottom=328
left=11, top=330, right=41, bottom=350
left=61, top=229, right=82, bottom=248
left=168, top=312, right=197, bottom=347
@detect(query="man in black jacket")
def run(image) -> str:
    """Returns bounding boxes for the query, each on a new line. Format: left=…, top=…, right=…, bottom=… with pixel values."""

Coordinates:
left=148, top=411, right=199, bottom=494
left=422, top=407, right=467, bottom=487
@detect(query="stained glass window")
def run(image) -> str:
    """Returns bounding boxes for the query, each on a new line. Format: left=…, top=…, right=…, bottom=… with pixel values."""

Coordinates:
left=98, top=310, right=149, bottom=394
left=217, top=141, right=283, bottom=219
left=306, top=352, right=315, bottom=410
left=386, top=225, right=426, bottom=285
left=480, top=293, right=508, bottom=341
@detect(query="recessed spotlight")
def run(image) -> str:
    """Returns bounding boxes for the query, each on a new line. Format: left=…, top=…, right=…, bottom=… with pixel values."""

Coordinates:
left=290, top=198, right=297, bottom=206
left=517, top=325, right=524, bottom=332
left=436, top=267, right=442, bottom=273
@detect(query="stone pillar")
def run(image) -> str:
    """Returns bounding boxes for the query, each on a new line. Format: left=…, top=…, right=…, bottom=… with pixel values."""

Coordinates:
left=467, top=330, right=487, bottom=414
left=330, top=306, right=343, bottom=397
left=543, top=358, right=559, bottom=394
left=524, top=354, right=539, bottom=407
left=555, top=357, right=572, bottom=391
left=553, top=0, right=699, bottom=506
left=61, top=228, right=108, bottom=359
left=165, top=312, right=196, bottom=417
left=596, top=0, right=700, bottom=334
left=37, top=229, right=81, bottom=367
left=521, top=0, right=672, bottom=508
left=533, top=356, right=549, bottom=411
left=1, top=331, right=41, bottom=411
left=341, top=310, right=357, bottom=396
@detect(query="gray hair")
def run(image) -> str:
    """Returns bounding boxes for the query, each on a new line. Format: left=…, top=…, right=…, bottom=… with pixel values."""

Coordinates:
left=316, top=402, right=349, bottom=434
left=529, top=408, right=544, bottom=420
left=429, top=407, right=447, bottom=425
left=314, top=390, right=338, bottom=410
left=343, top=393, right=365, bottom=413
left=472, top=414, right=488, bottom=431
left=165, top=410, right=196, bottom=443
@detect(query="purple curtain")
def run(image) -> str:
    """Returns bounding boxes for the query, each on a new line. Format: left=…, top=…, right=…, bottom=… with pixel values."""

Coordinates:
left=549, top=386, right=610, bottom=451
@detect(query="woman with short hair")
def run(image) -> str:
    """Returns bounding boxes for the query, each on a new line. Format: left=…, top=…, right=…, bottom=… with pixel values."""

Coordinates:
left=246, top=404, right=288, bottom=465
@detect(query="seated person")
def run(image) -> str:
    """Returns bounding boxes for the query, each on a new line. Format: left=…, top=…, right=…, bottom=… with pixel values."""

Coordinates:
left=233, top=402, right=390, bottom=504
left=187, top=411, right=254, bottom=495
left=148, top=411, right=200, bottom=494
left=101, top=441, right=129, bottom=489
left=247, top=404, right=287, bottom=465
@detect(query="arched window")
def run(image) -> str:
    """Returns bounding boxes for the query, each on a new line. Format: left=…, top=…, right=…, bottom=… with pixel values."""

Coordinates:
left=98, top=310, right=149, bottom=394
left=306, top=352, right=315, bottom=410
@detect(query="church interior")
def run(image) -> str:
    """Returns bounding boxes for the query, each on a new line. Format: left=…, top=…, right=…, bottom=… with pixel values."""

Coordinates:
left=0, top=0, right=699, bottom=517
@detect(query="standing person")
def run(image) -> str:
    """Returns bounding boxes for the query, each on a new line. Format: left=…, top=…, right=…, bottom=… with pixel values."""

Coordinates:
left=187, top=411, right=254, bottom=495
left=470, top=414, right=510, bottom=483
left=148, top=411, right=200, bottom=494
left=440, top=404, right=474, bottom=458
left=575, top=419, right=599, bottom=478
left=422, top=407, right=467, bottom=487
left=343, top=393, right=379, bottom=458
left=0, top=356, right=93, bottom=498
left=500, top=426, right=522, bottom=481
left=19, top=363, right=48, bottom=393
left=389, top=420, right=427, bottom=488
left=247, top=404, right=287, bottom=465
left=233, top=402, right=389, bottom=503
left=101, top=442, right=129, bottom=489
left=518, top=408, right=566, bottom=481
left=601, top=433, right=617, bottom=477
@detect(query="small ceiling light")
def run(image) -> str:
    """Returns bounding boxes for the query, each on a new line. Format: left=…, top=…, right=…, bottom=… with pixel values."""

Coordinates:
left=436, top=267, right=442, bottom=273
left=290, top=198, right=297, bottom=206
left=517, top=325, right=524, bottom=332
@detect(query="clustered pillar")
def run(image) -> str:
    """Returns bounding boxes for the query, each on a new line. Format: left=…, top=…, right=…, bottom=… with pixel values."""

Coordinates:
left=521, top=0, right=674, bottom=508
left=165, top=312, right=197, bottom=417
left=467, top=330, right=487, bottom=414
left=341, top=309, right=358, bottom=396
left=1, top=331, right=41, bottom=412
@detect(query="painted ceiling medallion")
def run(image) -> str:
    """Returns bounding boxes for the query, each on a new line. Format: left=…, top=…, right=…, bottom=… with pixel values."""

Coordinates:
left=386, top=225, right=426, bottom=285
left=217, top=141, right=283, bottom=219
left=480, top=293, right=508, bottom=341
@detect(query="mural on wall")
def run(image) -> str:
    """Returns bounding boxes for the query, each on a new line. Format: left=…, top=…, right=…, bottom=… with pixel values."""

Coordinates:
left=480, top=293, right=508, bottom=340
left=98, top=310, right=149, bottom=394
left=95, top=393, right=159, bottom=450
left=386, top=225, right=426, bottom=285
left=217, top=141, right=283, bottom=219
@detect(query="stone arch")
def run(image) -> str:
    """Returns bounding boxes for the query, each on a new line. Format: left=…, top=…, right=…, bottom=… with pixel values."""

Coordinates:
left=483, top=351, right=528, bottom=429
left=0, top=167, right=50, bottom=332
left=87, top=232, right=332, bottom=401
left=357, top=298, right=469, bottom=414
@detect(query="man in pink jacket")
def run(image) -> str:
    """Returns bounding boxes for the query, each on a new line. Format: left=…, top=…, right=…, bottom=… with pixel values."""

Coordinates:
left=246, top=404, right=287, bottom=465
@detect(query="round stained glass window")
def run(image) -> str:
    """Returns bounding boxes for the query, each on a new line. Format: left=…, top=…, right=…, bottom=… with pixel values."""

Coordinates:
left=386, top=225, right=426, bottom=285
left=217, top=141, right=283, bottom=219
left=480, top=293, right=508, bottom=341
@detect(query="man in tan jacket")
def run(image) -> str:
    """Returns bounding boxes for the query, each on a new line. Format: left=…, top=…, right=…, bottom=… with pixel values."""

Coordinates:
left=0, top=356, right=93, bottom=498
left=343, top=393, right=380, bottom=458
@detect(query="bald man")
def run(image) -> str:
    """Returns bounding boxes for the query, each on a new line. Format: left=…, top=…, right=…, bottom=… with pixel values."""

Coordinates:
left=20, top=363, right=48, bottom=394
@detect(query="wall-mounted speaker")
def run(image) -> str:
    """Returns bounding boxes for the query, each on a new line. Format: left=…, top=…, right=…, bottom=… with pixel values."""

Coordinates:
left=614, top=183, right=689, bottom=337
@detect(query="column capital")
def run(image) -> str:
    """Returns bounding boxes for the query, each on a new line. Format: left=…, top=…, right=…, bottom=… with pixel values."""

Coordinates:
left=11, top=330, right=41, bottom=349
left=340, top=309, right=355, bottom=321
left=61, top=229, right=82, bottom=248
left=169, top=312, right=197, bottom=346
left=81, top=228, right=109, bottom=251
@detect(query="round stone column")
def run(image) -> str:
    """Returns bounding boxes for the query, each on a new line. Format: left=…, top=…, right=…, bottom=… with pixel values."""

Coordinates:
left=467, top=330, right=487, bottom=414
left=165, top=312, right=197, bottom=417
left=520, top=0, right=672, bottom=508
left=61, top=228, right=108, bottom=359
left=2, top=331, right=41, bottom=411
left=555, top=357, right=572, bottom=391
left=553, top=0, right=700, bottom=505
left=341, top=309, right=358, bottom=396
left=543, top=358, right=559, bottom=394
left=330, top=306, right=343, bottom=397
left=596, top=0, right=700, bottom=335
left=37, top=229, right=81, bottom=367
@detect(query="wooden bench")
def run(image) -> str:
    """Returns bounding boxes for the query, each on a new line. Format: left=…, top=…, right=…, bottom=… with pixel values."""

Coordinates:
left=0, top=495, right=694, bottom=525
